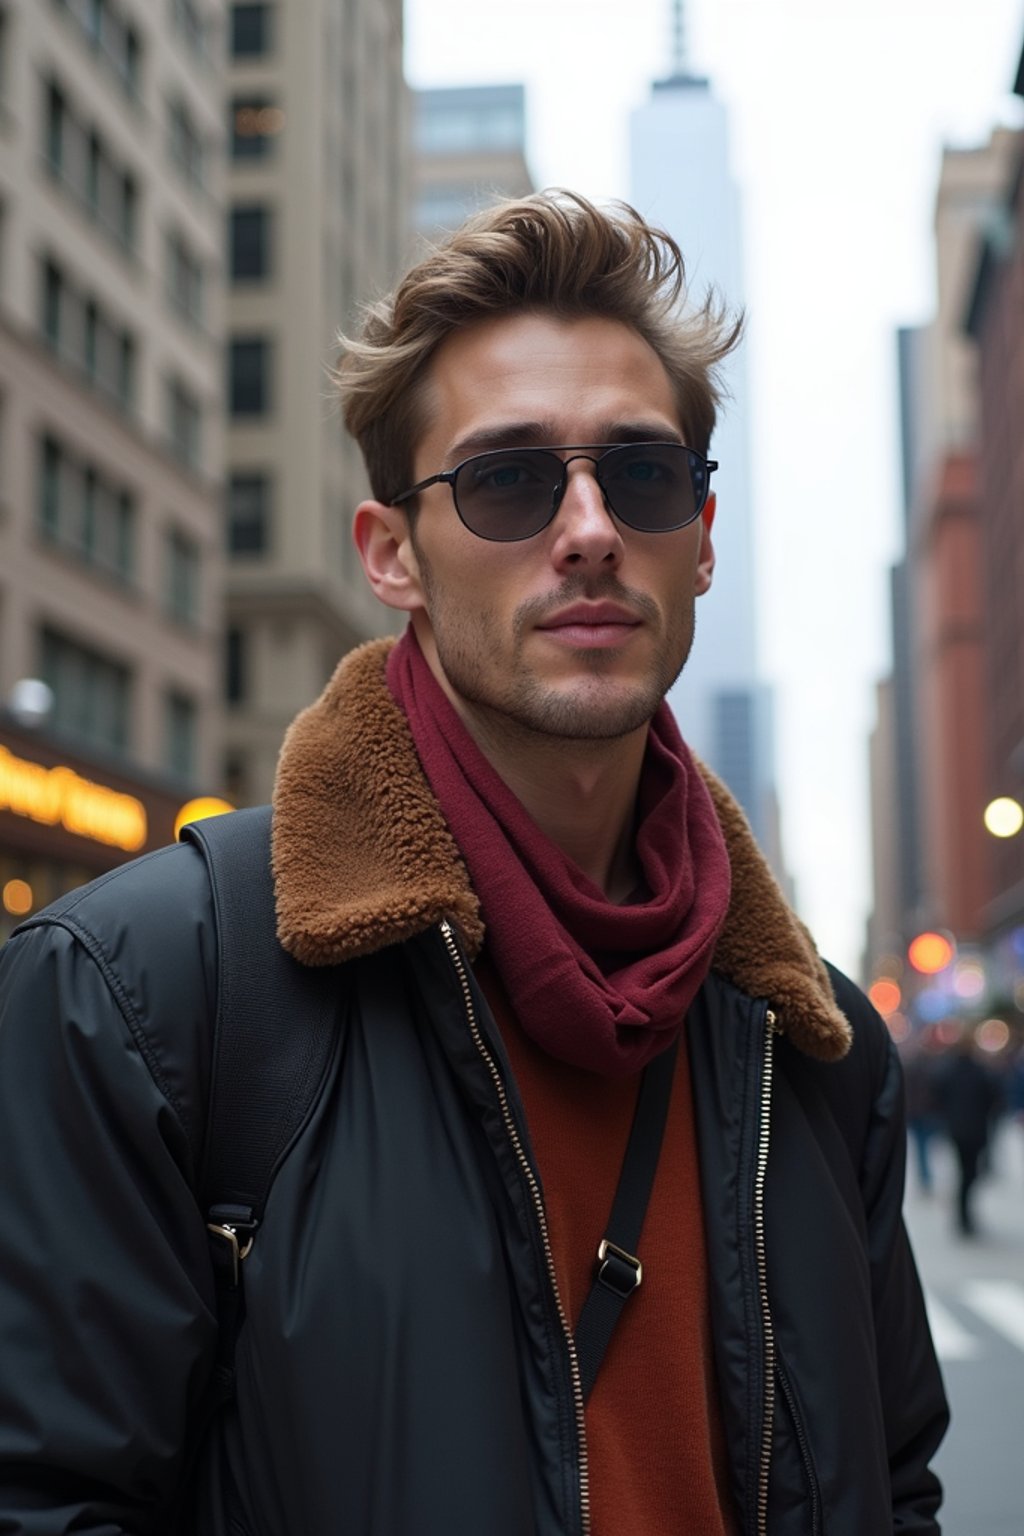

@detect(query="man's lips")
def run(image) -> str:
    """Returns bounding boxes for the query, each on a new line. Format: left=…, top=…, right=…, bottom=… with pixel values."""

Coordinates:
left=535, top=602, right=643, bottom=647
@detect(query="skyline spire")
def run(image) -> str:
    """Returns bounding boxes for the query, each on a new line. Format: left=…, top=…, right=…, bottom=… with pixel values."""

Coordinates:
left=670, top=0, right=688, bottom=76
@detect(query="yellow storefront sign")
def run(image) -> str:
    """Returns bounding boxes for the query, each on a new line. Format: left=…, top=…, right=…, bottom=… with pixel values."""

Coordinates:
left=0, top=745, right=148, bottom=853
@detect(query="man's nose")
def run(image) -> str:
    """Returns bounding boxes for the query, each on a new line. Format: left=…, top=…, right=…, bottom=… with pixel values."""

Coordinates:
left=549, top=460, right=624, bottom=569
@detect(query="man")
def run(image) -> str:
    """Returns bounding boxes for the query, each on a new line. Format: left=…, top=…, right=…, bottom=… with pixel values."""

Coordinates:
left=0, top=192, right=946, bottom=1533
left=933, top=1029, right=1002, bottom=1236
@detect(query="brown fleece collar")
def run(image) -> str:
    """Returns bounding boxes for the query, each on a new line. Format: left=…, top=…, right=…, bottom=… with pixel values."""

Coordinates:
left=272, top=639, right=851, bottom=1062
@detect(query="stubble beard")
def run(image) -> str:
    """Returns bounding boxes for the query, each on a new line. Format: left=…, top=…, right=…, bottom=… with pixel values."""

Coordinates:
left=419, top=565, right=696, bottom=746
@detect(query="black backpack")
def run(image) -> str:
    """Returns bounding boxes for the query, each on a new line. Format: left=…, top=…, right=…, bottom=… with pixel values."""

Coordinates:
left=180, top=806, right=339, bottom=1390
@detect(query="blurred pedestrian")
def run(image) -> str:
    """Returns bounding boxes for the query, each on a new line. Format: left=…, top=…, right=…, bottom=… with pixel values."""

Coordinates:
left=902, top=1030, right=941, bottom=1194
left=933, top=1030, right=1002, bottom=1235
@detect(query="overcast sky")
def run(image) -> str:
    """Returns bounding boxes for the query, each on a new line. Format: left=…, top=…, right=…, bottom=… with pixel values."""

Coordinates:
left=405, top=0, right=1024, bottom=976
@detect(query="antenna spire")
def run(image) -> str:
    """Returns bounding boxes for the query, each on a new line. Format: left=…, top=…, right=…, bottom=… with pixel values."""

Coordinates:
left=670, top=0, right=688, bottom=75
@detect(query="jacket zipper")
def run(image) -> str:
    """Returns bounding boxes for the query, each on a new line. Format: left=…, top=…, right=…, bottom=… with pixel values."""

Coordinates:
left=775, top=1357, right=823, bottom=1534
left=755, top=1007, right=779, bottom=1536
left=440, top=921, right=591, bottom=1536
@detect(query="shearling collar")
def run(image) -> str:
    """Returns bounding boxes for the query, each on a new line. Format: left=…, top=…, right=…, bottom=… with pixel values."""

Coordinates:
left=272, top=638, right=851, bottom=1062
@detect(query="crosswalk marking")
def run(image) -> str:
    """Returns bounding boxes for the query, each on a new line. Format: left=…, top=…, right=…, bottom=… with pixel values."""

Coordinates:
left=961, top=1280, right=1024, bottom=1354
left=924, top=1292, right=981, bottom=1360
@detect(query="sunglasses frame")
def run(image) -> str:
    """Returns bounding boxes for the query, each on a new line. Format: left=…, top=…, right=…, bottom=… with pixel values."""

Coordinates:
left=389, top=442, right=718, bottom=543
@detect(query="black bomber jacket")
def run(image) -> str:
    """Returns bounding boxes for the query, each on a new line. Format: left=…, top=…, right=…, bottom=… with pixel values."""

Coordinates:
left=0, top=640, right=948, bottom=1535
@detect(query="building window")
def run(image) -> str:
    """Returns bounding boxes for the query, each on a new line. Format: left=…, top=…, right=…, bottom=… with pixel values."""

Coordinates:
left=225, top=624, right=246, bottom=704
left=40, top=626, right=131, bottom=757
left=223, top=749, right=249, bottom=803
left=227, top=470, right=270, bottom=554
left=38, top=254, right=136, bottom=410
left=229, top=204, right=271, bottom=281
left=41, top=260, right=63, bottom=349
left=230, top=3, right=272, bottom=57
left=42, top=78, right=139, bottom=255
left=166, top=228, right=204, bottom=325
left=166, top=376, right=202, bottom=470
left=44, top=80, right=67, bottom=175
left=165, top=526, right=200, bottom=625
left=230, top=97, right=282, bottom=160
left=168, top=96, right=204, bottom=188
left=39, top=435, right=61, bottom=539
left=36, top=433, right=135, bottom=581
left=229, top=336, right=270, bottom=416
left=164, top=690, right=197, bottom=780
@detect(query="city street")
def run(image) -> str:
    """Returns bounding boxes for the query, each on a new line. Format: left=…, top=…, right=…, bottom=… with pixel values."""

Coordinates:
left=905, top=1119, right=1024, bottom=1535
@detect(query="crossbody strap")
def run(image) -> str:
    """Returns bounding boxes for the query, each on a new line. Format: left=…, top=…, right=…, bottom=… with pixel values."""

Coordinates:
left=574, top=1036, right=679, bottom=1402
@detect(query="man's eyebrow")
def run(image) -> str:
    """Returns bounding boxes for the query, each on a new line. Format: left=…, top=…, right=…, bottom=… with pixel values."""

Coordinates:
left=447, top=422, right=559, bottom=461
left=447, top=420, right=685, bottom=462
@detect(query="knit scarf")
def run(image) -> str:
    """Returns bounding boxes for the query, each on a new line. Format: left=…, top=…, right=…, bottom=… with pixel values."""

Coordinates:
left=386, top=628, right=732, bottom=1076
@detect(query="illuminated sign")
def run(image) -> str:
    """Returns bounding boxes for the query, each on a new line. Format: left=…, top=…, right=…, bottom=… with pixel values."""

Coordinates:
left=0, top=745, right=147, bottom=852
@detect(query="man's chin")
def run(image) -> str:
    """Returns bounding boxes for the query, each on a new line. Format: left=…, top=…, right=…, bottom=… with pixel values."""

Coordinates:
left=508, top=681, right=666, bottom=742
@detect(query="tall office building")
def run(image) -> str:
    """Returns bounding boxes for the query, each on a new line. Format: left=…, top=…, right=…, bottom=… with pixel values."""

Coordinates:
left=865, top=131, right=1016, bottom=986
left=629, top=2, right=783, bottom=876
left=0, top=0, right=227, bottom=938
left=412, top=84, right=533, bottom=241
left=223, top=0, right=408, bottom=803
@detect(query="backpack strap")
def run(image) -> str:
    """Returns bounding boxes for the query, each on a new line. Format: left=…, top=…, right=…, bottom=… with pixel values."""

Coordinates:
left=181, top=805, right=339, bottom=1306
left=171, top=807, right=340, bottom=1520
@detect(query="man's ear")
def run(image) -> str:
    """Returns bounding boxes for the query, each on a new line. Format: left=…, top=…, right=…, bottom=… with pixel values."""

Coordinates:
left=353, top=500, right=425, bottom=613
left=694, top=492, right=716, bottom=596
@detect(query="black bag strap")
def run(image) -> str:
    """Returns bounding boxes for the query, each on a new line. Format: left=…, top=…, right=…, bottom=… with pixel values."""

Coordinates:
left=574, top=1036, right=679, bottom=1401
left=181, top=806, right=338, bottom=1280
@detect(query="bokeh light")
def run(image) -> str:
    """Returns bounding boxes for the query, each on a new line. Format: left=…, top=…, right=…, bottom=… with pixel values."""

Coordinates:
left=952, top=961, right=986, bottom=1001
left=983, top=797, right=1024, bottom=839
left=174, top=797, right=236, bottom=841
left=935, top=1020, right=964, bottom=1047
left=908, top=931, right=954, bottom=975
left=886, top=1012, right=912, bottom=1044
left=869, top=979, right=902, bottom=1015
left=2, top=878, right=33, bottom=916
left=976, top=1018, right=1010, bottom=1054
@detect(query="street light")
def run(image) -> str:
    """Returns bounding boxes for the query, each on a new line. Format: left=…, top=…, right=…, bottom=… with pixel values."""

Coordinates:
left=983, top=797, right=1024, bottom=839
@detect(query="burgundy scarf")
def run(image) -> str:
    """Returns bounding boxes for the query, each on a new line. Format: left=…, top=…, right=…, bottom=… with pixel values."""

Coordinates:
left=386, top=629, right=731, bottom=1076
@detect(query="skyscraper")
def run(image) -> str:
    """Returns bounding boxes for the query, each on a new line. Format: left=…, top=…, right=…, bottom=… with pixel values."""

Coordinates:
left=223, top=0, right=409, bottom=804
left=412, top=84, right=533, bottom=241
left=0, top=0, right=228, bottom=935
left=629, top=2, right=782, bottom=873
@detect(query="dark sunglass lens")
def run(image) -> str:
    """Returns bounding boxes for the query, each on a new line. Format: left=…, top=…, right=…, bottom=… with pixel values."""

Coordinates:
left=603, top=445, right=699, bottom=531
left=454, top=450, right=561, bottom=541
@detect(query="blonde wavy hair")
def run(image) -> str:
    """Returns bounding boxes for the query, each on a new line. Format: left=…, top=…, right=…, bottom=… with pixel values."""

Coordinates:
left=336, top=189, right=743, bottom=503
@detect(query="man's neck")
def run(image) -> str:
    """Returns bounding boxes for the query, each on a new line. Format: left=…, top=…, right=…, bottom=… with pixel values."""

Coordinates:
left=461, top=708, right=648, bottom=904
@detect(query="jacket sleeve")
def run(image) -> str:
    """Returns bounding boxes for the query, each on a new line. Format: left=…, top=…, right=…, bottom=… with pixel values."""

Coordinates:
left=0, top=918, right=218, bottom=1534
left=833, top=970, right=950, bottom=1533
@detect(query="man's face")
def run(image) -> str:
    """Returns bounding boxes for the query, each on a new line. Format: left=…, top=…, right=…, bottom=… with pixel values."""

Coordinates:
left=367, top=310, right=715, bottom=744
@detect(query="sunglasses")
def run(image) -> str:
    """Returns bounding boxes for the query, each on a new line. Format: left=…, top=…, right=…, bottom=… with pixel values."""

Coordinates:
left=389, top=442, right=717, bottom=542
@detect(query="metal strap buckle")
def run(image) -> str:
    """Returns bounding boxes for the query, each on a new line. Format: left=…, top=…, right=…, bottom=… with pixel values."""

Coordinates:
left=206, top=1223, right=255, bottom=1287
left=596, top=1238, right=643, bottom=1298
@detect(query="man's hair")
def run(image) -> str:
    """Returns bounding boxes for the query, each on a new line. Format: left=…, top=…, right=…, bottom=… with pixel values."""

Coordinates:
left=336, top=189, right=743, bottom=504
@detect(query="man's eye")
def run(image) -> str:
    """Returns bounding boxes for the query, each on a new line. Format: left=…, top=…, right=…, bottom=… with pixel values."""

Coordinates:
left=472, top=457, right=545, bottom=490
left=487, top=465, right=526, bottom=487
left=622, top=458, right=667, bottom=484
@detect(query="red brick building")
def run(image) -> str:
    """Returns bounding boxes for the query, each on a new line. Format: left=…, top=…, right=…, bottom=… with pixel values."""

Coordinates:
left=966, top=43, right=1024, bottom=954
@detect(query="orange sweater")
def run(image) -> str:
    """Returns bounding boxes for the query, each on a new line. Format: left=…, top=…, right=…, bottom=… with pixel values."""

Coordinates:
left=477, top=954, right=736, bottom=1536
